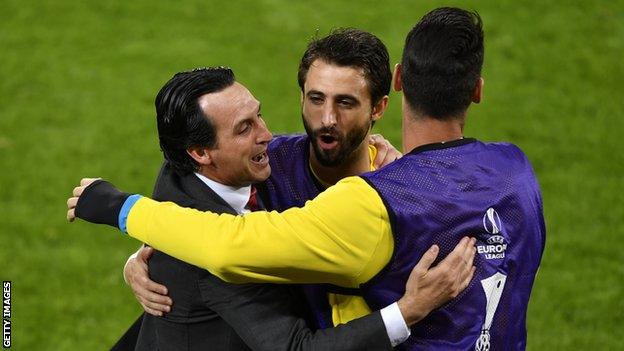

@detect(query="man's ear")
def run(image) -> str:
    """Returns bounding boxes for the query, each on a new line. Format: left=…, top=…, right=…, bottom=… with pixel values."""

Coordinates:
left=392, top=63, right=403, bottom=92
left=186, top=146, right=212, bottom=166
left=472, top=77, right=484, bottom=104
left=372, top=95, right=389, bottom=122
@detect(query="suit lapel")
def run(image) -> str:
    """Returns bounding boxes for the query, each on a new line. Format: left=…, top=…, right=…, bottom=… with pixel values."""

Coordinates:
left=152, top=161, right=237, bottom=215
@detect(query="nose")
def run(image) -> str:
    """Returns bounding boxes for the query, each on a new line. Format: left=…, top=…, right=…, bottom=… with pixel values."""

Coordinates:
left=257, top=117, right=273, bottom=144
left=321, top=104, right=337, bottom=127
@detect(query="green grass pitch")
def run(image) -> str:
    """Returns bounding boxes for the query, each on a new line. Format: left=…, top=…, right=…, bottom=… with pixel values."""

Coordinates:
left=0, top=0, right=622, bottom=349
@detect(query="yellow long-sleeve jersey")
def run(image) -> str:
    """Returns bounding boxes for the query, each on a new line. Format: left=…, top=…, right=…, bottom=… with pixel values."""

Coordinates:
left=124, top=176, right=394, bottom=324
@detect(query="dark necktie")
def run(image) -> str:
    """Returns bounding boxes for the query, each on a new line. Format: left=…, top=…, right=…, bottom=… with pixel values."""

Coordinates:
left=246, top=186, right=260, bottom=212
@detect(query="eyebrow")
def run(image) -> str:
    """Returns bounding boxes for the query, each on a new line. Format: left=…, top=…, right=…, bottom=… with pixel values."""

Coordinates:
left=233, top=102, right=261, bottom=131
left=306, top=90, right=325, bottom=97
left=335, top=94, right=359, bottom=103
left=306, top=90, right=359, bottom=104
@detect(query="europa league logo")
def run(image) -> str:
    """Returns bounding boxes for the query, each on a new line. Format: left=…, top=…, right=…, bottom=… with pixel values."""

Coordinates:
left=482, top=208, right=502, bottom=235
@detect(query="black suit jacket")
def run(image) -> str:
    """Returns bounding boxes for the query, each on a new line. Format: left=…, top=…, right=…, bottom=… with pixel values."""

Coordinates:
left=114, top=162, right=393, bottom=351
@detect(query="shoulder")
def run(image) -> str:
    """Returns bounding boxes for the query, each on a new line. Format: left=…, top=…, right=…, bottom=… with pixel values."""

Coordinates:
left=482, top=141, right=527, bottom=157
left=267, top=133, right=310, bottom=168
left=480, top=141, right=533, bottom=171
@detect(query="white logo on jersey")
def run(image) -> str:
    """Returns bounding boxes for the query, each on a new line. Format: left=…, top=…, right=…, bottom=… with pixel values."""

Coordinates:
left=483, top=207, right=502, bottom=234
left=477, top=208, right=507, bottom=260
left=475, top=272, right=507, bottom=351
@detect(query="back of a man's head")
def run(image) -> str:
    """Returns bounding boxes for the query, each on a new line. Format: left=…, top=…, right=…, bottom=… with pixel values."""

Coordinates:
left=401, top=7, right=484, bottom=119
left=297, top=28, right=392, bottom=106
left=155, top=67, right=235, bottom=174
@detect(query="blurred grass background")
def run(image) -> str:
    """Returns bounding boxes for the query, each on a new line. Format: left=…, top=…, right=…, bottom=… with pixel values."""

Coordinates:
left=1, top=0, right=622, bottom=349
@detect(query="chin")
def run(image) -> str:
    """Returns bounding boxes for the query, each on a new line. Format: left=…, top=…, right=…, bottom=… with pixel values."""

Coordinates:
left=315, top=150, right=344, bottom=167
left=252, top=166, right=271, bottom=183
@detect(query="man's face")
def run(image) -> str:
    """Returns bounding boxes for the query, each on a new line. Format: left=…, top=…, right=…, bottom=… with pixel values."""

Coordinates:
left=301, top=59, right=378, bottom=167
left=199, top=82, right=272, bottom=186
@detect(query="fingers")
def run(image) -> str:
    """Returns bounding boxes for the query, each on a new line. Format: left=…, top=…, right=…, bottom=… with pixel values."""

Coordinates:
left=439, top=236, right=470, bottom=268
left=67, top=208, right=75, bottom=222
left=135, top=289, right=171, bottom=317
left=129, top=261, right=169, bottom=296
left=460, top=266, right=476, bottom=290
left=73, top=185, right=85, bottom=197
left=141, top=303, right=165, bottom=317
left=413, top=245, right=439, bottom=274
left=464, top=238, right=476, bottom=270
left=73, top=177, right=101, bottom=197
left=369, top=134, right=402, bottom=168
left=80, top=177, right=101, bottom=186
left=425, top=237, right=476, bottom=296
left=128, top=263, right=169, bottom=296
left=138, top=246, right=154, bottom=262
left=66, top=195, right=79, bottom=222
left=134, top=287, right=172, bottom=315
left=137, top=287, right=172, bottom=308
left=456, top=238, right=477, bottom=290
left=385, top=148, right=402, bottom=162
left=368, top=134, right=383, bottom=145
left=131, top=276, right=172, bottom=316
left=370, top=135, right=388, bottom=168
left=67, top=178, right=101, bottom=222
left=127, top=255, right=171, bottom=308
left=142, top=277, right=169, bottom=296
left=374, top=147, right=389, bottom=169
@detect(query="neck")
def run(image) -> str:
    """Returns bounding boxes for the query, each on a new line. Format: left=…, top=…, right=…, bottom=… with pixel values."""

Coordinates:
left=308, top=138, right=370, bottom=187
left=402, top=104, right=465, bottom=153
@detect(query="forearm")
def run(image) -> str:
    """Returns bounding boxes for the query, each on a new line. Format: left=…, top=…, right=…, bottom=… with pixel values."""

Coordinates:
left=75, top=177, right=393, bottom=287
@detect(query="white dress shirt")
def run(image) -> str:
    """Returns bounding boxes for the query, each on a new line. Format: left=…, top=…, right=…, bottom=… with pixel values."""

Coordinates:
left=193, top=173, right=251, bottom=214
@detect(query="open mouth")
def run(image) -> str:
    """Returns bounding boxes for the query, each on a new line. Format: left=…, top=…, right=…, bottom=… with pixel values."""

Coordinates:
left=318, top=134, right=339, bottom=149
left=251, top=150, right=269, bottom=165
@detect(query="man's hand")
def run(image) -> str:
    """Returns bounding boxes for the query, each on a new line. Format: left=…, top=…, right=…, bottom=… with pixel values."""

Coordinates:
left=369, top=134, right=402, bottom=169
left=66, top=178, right=100, bottom=222
left=125, top=246, right=172, bottom=316
left=398, top=237, right=477, bottom=326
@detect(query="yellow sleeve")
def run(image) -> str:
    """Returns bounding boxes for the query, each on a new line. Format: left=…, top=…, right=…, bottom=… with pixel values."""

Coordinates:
left=126, top=176, right=393, bottom=287
left=368, top=144, right=378, bottom=171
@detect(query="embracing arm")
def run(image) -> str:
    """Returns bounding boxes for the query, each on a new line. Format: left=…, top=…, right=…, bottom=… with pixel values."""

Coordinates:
left=70, top=177, right=393, bottom=287
left=197, top=240, right=475, bottom=351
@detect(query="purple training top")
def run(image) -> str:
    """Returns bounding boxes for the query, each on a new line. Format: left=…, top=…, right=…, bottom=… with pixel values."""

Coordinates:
left=360, top=138, right=545, bottom=350
left=257, top=134, right=335, bottom=328
left=260, top=135, right=545, bottom=350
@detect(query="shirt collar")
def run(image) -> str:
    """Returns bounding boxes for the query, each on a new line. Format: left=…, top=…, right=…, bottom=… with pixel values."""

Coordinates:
left=194, top=173, right=251, bottom=214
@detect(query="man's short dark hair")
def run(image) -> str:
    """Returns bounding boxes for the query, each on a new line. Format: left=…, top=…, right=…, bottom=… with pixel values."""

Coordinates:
left=298, top=28, right=391, bottom=106
left=155, top=67, right=235, bottom=174
left=401, top=7, right=484, bottom=119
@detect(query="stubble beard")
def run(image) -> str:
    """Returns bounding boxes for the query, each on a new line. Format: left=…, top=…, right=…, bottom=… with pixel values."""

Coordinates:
left=302, top=114, right=371, bottom=168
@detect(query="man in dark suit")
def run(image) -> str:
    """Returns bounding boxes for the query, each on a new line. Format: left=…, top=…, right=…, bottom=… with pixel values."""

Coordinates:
left=96, top=67, right=475, bottom=350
